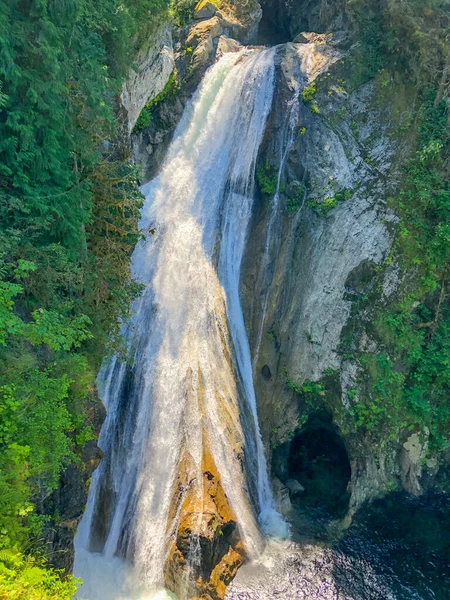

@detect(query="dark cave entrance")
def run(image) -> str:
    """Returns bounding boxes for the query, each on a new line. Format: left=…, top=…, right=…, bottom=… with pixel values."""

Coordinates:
left=286, top=411, right=351, bottom=525
left=257, top=0, right=293, bottom=45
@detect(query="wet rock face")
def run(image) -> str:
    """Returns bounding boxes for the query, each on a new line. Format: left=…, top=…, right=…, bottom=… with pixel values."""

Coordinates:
left=164, top=450, right=245, bottom=600
left=121, top=23, right=175, bottom=132
left=241, top=38, right=400, bottom=516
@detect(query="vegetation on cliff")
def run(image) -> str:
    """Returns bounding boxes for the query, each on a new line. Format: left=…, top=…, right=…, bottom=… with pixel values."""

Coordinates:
left=290, top=0, right=450, bottom=457
left=343, top=0, right=450, bottom=451
left=0, top=0, right=169, bottom=596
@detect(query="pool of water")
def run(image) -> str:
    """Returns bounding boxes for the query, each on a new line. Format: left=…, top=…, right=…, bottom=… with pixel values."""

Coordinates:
left=333, top=491, right=450, bottom=600
left=226, top=491, right=450, bottom=599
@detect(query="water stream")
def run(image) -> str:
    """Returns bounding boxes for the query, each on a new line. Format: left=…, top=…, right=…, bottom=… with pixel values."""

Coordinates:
left=74, top=47, right=289, bottom=600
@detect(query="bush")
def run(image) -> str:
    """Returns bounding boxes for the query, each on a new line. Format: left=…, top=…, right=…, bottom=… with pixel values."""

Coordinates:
left=256, top=161, right=279, bottom=195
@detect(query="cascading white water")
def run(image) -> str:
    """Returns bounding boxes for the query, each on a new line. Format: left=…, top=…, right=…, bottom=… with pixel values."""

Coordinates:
left=74, top=47, right=289, bottom=600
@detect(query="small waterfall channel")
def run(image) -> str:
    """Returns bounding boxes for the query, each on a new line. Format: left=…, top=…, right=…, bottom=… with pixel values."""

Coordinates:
left=74, top=47, right=292, bottom=600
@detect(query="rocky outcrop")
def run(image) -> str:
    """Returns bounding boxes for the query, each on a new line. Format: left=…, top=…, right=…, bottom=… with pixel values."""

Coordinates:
left=121, top=23, right=175, bottom=131
left=165, top=448, right=245, bottom=600
left=130, top=1, right=259, bottom=181
left=240, top=37, right=409, bottom=518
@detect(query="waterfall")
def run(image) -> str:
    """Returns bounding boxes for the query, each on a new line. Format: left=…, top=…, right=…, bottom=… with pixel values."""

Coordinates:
left=74, top=47, right=289, bottom=600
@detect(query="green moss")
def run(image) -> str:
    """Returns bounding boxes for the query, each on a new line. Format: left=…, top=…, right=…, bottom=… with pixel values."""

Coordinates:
left=334, top=189, right=352, bottom=202
left=302, top=81, right=317, bottom=103
left=256, top=161, right=279, bottom=195
left=287, top=377, right=324, bottom=397
left=335, top=107, right=347, bottom=121
left=307, top=196, right=336, bottom=215
left=286, top=182, right=306, bottom=212
left=133, top=72, right=180, bottom=133
left=301, top=81, right=321, bottom=115
left=307, top=188, right=352, bottom=216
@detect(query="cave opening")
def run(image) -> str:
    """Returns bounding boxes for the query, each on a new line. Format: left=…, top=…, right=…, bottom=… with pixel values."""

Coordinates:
left=287, top=411, right=351, bottom=523
left=257, top=0, right=294, bottom=45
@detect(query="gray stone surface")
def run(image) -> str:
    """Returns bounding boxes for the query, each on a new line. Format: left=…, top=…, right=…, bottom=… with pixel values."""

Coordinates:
left=216, top=35, right=243, bottom=56
left=240, top=41, right=402, bottom=514
left=121, top=23, right=174, bottom=131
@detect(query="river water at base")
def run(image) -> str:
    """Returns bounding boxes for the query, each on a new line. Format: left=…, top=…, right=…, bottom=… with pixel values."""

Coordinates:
left=76, top=491, right=450, bottom=599
left=226, top=491, right=450, bottom=600
left=74, top=550, right=176, bottom=600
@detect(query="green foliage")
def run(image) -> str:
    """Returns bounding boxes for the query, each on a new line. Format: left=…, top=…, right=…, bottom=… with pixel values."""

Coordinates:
left=307, top=196, right=337, bottom=215
left=256, top=161, right=279, bottom=195
left=334, top=189, right=353, bottom=203
left=352, top=6, right=387, bottom=84
left=343, top=93, right=450, bottom=451
left=347, top=388, right=357, bottom=401
left=308, top=0, right=449, bottom=449
left=345, top=0, right=449, bottom=87
left=307, top=188, right=352, bottom=216
left=170, top=0, right=197, bottom=25
left=0, top=550, right=78, bottom=599
left=0, top=257, right=96, bottom=554
left=286, top=376, right=324, bottom=397
left=286, top=182, right=305, bottom=212
left=134, top=73, right=180, bottom=132
left=302, top=82, right=320, bottom=114
left=302, top=82, right=317, bottom=103
left=0, top=0, right=166, bottom=591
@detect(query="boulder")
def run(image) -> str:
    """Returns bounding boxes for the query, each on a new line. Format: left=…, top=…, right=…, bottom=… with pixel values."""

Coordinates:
left=286, top=479, right=306, bottom=496
left=401, top=431, right=428, bottom=496
left=216, top=35, right=242, bottom=56
left=293, top=32, right=310, bottom=44
left=272, top=478, right=293, bottom=515
left=194, top=0, right=217, bottom=20
left=186, top=16, right=223, bottom=45
left=121, top=23, right=174, bottom=131
left=164, top=448, right=246, bottom=599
